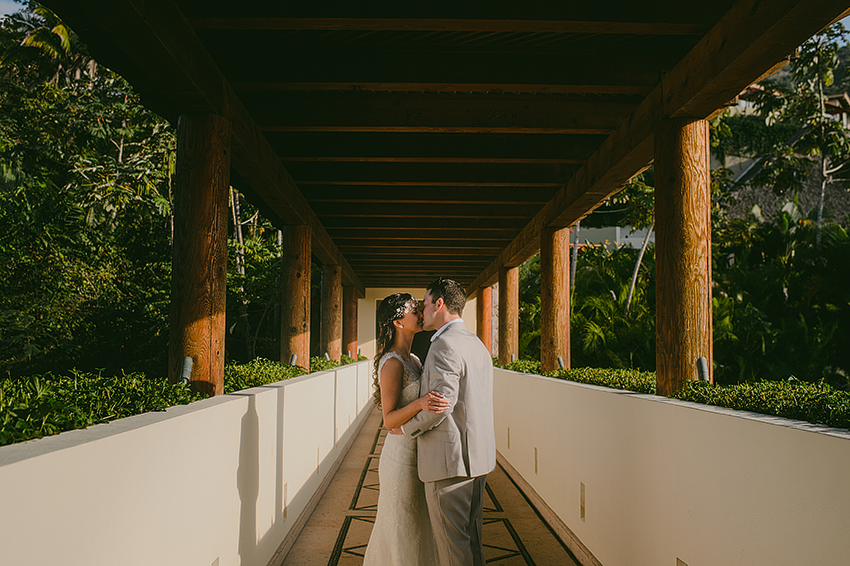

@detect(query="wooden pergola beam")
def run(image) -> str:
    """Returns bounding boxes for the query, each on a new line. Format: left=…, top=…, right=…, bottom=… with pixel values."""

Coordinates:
left=42, top=0, right=365, bottom=297
left=211, top=50, right=688, bottom=94
left=468, top=0, right=850, bottom=296
left=232, top=82, right=654, bottom=96
left=242, top=92, right=637, bottom=133
left=188, top=18, right=709, bottom=35
left=263, top=132, right=607, bottom=161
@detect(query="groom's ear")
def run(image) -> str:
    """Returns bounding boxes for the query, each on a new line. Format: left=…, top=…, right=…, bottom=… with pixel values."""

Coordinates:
left=435, top=297, right=445, bottom=311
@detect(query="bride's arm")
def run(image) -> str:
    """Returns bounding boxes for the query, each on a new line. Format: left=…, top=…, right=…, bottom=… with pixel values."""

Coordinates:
left=380, top=357, right=449, bottom=430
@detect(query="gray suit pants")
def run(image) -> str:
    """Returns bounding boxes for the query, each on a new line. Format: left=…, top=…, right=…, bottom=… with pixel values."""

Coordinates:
left=424, top=474, right=488, bottom=566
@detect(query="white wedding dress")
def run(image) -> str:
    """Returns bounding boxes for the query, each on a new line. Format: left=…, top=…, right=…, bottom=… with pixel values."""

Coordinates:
left=362, top=352, right=438, bottom=566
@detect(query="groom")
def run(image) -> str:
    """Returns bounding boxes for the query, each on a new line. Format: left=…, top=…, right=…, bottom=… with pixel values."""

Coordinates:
left=401, top=276, right=496, bottom=566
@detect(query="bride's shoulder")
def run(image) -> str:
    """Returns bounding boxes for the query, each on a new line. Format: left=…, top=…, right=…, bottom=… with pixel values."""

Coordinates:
left=378, top=351, right=402, bottom=372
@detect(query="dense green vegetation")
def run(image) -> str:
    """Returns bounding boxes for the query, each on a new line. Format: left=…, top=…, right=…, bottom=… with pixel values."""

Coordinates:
left=496, top=362, right=850, bottom=430
left=2, top=5, right=850, bottom=443
left=0, top=370, right=203, bottom=446
left=0, top=6, right=298, bottom=378
left=0, top=354, right=373, bottom=446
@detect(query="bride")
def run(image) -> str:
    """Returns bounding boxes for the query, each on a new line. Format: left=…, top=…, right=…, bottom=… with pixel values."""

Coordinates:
left=363, top=293, right=449, bottom=566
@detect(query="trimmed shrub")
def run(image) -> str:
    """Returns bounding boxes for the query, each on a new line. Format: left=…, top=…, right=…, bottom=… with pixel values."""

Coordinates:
left=498, top=361, right=850, bottom=429
left=673, top=378, right=850, bottom=429
left=544, top=367, right=657, bottom=395
left=2, top=356, right=368, bottom=446
left=501, top=359, right=542, bottom=375
left=0, top=371, right=203, bottom=446
left=223, top=358, right=307, bottom=393
left=309, top=356, right=340, bottom=373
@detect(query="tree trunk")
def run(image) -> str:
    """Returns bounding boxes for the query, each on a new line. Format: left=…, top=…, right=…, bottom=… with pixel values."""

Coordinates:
left=817, top=154, right=826, bottom=252
left=625, top=217, right=655, bottom=315
left=570, top=220, right=580, bottom=291
left=230, top=188, right=253, bottom=359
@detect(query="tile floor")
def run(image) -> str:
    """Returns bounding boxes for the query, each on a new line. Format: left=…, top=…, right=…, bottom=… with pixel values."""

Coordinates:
left=282, top=408, right=580, bottom=566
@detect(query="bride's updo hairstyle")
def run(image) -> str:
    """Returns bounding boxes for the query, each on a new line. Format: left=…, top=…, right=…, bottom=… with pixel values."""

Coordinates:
left=372, top=293, right=417, bottom=407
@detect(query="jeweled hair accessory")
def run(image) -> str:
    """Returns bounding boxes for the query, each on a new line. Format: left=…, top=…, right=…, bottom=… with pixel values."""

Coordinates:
left=380, top=296, right=418, bottom=326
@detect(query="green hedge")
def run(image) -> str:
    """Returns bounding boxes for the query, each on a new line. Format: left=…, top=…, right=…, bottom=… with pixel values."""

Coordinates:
left=224, top=358, right=307, bottom=393
left=0, top=371, right=204, bottom=446
left=498, top=362, right=850, bottom=429
left=2, top=355, right=366, bottom=446
left=545, top=367, right=657, bottom=395
left=673, top=379, right=850, bottom=430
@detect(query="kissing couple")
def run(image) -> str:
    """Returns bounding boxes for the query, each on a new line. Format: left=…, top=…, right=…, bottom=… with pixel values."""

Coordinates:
left=363, top=277, right=497, bottom=566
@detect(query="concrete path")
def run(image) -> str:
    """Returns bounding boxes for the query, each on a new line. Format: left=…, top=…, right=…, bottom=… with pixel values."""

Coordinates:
left=282, top=407, right=580, bottom=566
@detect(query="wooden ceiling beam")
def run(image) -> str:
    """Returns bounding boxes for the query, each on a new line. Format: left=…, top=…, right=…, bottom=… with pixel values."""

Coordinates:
left=328, top=231, right=515, bottom=242
left=311, top=202, right=541, bottom=219
left=299, top=180, right=563, bottom=187
left=343, top=249, right=503, bottom=257
left=302, top=186, right=555, bottom=204
left=242, top=91, right=635, bottom=132
left=177, top=0, right=733, bottom=26
left=285, top=157, right=583, bottom=165
left=188, top=18, right=709, bottom=35
left=263, top=132, right=608, bottom=161
left=232, top=82, right=654, bottom=95
left=284, top=162, right=580, bottom=184
left=320, top=216, right=529, bottom=230
left=209, top=49, right=683, bottom=92
left=338, top=239, right=505, bottom=249
left=467, top=0, right=850, bottom=296
left=42, top=0, right=365, bottom=296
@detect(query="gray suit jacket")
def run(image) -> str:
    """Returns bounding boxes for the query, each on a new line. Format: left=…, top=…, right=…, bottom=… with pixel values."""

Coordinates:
left=403, top=320, right=496, bottom=483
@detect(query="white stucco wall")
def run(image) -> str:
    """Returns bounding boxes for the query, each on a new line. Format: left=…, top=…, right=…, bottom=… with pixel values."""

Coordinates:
left=494, top=368, right=850, bottom=566
left=0, top=362, right=374, bottom=566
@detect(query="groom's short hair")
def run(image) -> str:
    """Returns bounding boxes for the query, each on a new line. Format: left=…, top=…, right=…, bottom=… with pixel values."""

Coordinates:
left=427, top=276, right=466, bottom=315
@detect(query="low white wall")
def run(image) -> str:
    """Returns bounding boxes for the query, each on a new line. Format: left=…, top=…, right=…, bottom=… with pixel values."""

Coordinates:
left=0, top=361, right=374, bottom=566
left=494, top=368, right=850, bottom=566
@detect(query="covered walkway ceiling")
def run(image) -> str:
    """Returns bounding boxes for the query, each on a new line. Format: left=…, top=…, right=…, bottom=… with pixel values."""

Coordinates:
left=44, top=0, right=850, bottom=294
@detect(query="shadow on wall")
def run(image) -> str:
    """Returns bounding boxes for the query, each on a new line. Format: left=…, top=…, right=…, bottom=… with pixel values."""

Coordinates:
left=238, top=395, right=260, bottom=564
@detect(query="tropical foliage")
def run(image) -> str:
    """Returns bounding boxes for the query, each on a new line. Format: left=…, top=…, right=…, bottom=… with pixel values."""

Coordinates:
left=0, top=5, right=297, bottom=378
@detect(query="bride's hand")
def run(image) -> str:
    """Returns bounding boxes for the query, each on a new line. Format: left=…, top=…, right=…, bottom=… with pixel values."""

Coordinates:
left=419, top=391, right=450, bottom=414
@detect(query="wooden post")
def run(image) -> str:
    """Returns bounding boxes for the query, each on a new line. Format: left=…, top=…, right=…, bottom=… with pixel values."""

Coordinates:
left=540, top=226, right=571, bottom=373
left=343, top=285, right=358, bottom=360
left=281, top=225, right=311, bottom=368
left=168, top=114, right=231, bottom=396
left=498, top=266, right=519, bottom=366
left=655, top=117, right=712, bottom=396
left=476, top=285, right=493, bottom=354
left=321, top=264, right=342, bottom=362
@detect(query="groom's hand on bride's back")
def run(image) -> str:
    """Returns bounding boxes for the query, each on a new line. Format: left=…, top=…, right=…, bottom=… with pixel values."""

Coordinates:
left=388, top=427, right=403, bottom=435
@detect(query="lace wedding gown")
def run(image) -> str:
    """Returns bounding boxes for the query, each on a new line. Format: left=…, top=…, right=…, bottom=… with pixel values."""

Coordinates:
left=362, top=352, right=438, bottom=566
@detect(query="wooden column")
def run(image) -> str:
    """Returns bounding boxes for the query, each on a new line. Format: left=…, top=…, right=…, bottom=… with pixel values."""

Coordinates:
left=655, top=117, right=712, bottom=396
left=321, top=264, right=342, bottom=362
left=168, top=114, right=231, bottom=396
left=476, top=285, right=493, bottom=354
left=498, top=266, right=519, bottom=365
left=343, top=285, right=358, bottom=359
left=540, top=226, right=571, bottom=373
left=281, top=225, right=311, bottom=368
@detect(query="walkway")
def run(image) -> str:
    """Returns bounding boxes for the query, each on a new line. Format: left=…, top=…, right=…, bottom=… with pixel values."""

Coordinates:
left=282, top=408, right=580, bottom=566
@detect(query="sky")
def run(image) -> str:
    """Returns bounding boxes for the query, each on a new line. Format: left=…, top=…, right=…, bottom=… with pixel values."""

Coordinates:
left=0, top=0, right=20, bottom=17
